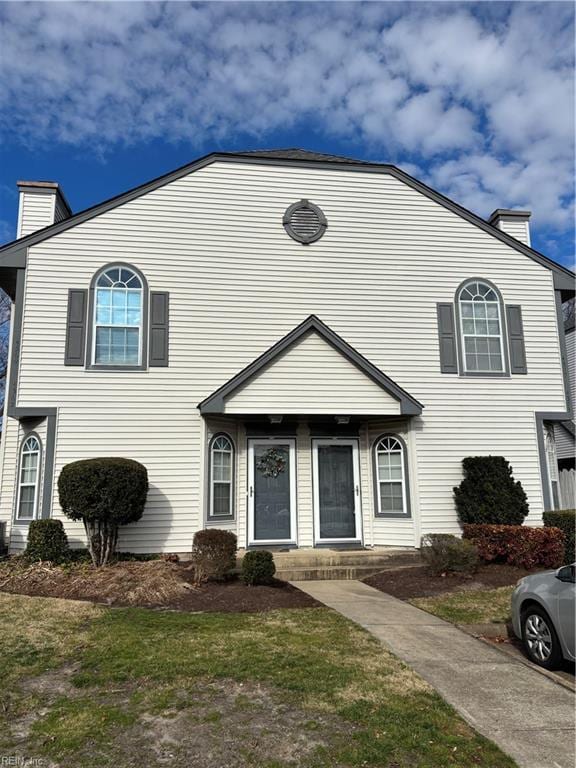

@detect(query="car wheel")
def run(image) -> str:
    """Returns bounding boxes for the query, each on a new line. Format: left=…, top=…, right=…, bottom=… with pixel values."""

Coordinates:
left=522, top=606, right=563, bottom=670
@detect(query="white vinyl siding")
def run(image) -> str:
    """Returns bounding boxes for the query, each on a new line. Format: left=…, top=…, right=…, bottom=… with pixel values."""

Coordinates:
left=224, top=331, right=401, bottom=415
left=494, top=218, right=530, bottom=246
left=0, top=161, right=566, bottom=552
left=17, top=190, right=56, bottom=238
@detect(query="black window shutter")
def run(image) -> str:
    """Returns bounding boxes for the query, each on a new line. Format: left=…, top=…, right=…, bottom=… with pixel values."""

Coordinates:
left=506, top=305, right=527, bottom=374
left=149, top=292, right=169, bottom=367
left=64, top=289, right=87, bottom=366
left=437, top=303, right=458, bottom=373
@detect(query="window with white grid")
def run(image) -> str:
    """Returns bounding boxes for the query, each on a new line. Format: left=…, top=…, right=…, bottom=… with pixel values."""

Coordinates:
left=374, top=436, right=407, bottom=516
left=93, top=267, right=143, bottom=365
left=209, top=435, right=234, bottom=519
left=17, top=435, right=40, bottom=521
left=458, top=281, right=504, bottom=373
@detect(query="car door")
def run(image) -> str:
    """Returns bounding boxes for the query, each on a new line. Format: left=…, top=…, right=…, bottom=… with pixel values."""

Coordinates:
left=557, top=565, right=575, bottom=660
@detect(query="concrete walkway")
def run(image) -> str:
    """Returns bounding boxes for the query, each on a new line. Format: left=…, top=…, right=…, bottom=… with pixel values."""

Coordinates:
left=293, top=579, right=575, bottom=768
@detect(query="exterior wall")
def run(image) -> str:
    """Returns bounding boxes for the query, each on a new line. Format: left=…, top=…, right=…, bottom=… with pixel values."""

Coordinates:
left=555, top=329, right=575, bottom=461
left=17, top=190, right=56, bottom=238
left=224, top=332, right=401, bottom=415
left=54, top=195, right=70, bottom=224
left=496, top=218, right=530, bottom=246
left=0, top=161, right=567, bottom=551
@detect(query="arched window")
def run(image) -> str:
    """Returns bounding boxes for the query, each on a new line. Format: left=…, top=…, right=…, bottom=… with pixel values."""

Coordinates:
left=457, top=280, right=505, bottom=373
left=92, top=265, right=144, bottom=366
left=209, top=434, right=234, bottom=520
left=373, top=435, right=410, bottom=517
left=16, top=434, right=41, bottom=521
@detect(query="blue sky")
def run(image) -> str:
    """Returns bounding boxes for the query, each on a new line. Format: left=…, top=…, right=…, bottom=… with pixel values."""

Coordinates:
left=0, top=1, right=574, bottom=268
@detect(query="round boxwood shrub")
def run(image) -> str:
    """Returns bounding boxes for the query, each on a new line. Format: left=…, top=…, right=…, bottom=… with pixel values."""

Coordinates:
left=24, top=519, right=70, bottom=564
left=454, top=456, right=528, bottom=526
left=58, top=458, right=148, bottom=567
left=192, top=529, right=237, bottom=583
left=242, top=550, right=276, bottom=586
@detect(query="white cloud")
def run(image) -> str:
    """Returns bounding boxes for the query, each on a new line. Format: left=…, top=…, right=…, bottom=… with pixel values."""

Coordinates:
left=0, top=2, right=573, bottom=234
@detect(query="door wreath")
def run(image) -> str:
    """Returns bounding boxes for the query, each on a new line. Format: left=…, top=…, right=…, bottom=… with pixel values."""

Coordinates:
left=256, top=447, right=287, bottom=478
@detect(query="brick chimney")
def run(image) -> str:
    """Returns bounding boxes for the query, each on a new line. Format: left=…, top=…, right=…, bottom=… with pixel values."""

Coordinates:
left=488, top=209, right=531, bottom=246
left=17, top=181, right=72, bottom=238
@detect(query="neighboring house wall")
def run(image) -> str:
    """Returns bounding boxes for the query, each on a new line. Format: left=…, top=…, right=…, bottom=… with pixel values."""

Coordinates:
left=0, top=161, right=568, bottom=551
left=555, top=328, right=575, bottom=462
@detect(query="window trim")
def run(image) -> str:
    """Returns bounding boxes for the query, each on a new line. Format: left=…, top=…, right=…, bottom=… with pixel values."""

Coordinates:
left=454, top=277, right=510, bottom=377
left=372, top=433, right=411, bottom=519
left=207, top=432, right=235, bottom=522
left=544, top=424, right=560, bottom=510
left=14, top=431, right=42, bottom=524
left=86, top=262, right=149, bottom=371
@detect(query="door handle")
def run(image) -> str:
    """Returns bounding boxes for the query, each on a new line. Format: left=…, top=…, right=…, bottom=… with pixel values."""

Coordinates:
left=355, top=485, right=359, bottom=496
left=249, top=486, right=253, bottom=497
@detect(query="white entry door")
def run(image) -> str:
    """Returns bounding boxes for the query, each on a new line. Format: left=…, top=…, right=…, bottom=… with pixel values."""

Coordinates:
left=248, top=439, right=297, bottom=546
left=312, top=439, right=362, bottom=544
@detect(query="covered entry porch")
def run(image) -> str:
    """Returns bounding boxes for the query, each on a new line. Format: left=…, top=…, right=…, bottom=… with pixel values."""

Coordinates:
left=199, top=315, right=423, bottom=551
left=203, top=414, right=420, bottom=551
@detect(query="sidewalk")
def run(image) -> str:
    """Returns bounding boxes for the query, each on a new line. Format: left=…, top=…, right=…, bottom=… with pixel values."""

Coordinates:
left=292, top=579, right=575, bottom=768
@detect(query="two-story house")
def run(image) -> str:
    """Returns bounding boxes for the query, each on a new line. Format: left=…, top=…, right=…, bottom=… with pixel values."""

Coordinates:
left=0, top=149, right=573, bottom=554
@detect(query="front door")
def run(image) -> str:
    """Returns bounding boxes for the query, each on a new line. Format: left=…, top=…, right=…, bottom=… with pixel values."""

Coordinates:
left=248, top=439, right=296, bottom=545
left=312, top=439, right=361, bottom=544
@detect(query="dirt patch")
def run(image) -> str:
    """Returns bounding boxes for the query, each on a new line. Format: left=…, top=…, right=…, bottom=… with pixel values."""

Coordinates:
left=0, top=559, right=321, bottom=613
left=20, top=661, right=83, bottom=698
left=364, top=563, right=537, bottom=600
left=125, top=680, right=353, bottom=768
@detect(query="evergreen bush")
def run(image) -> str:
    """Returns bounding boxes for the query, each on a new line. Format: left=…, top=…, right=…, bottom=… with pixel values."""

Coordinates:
left=454, top=456, right=528, bottom=525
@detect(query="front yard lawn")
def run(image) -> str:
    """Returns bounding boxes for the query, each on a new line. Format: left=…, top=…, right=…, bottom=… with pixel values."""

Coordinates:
left=0, top=592, right=516, bottom=768
left=411, top=586, right=514, bottom=625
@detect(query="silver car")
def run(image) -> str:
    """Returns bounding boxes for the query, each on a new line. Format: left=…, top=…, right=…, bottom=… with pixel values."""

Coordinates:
left=511, top=564, right=575, bottom=670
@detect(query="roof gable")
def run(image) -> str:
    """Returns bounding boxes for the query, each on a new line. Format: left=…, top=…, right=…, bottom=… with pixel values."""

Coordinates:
left=199, top=315, right=423, bottom=416
left=0, top=150, right=573, bottom=294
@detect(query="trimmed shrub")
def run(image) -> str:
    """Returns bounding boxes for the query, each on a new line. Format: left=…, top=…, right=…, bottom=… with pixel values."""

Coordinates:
left=24, top=519, right=70, bottom=564
left=242, top=550, right=276, bottom=585
left=463, top=524, right=565, bottom=569
left=192, top=529, right=237, bottom=583
left=543, top=510, right=575, bottom=565
left=58, top=458, right=148, bottom=567
left=420, top=534, right=479, bottom=575
left=454, top=456, right=529, bottom=526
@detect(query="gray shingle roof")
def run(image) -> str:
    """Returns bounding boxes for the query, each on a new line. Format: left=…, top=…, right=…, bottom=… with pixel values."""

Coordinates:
left=237, top=148, right=371, bottom=164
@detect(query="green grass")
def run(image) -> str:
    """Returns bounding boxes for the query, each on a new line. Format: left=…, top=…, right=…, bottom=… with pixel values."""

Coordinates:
left=0, top=592, right=517, bottom=768
left=411, top=586, right=514, bottom=625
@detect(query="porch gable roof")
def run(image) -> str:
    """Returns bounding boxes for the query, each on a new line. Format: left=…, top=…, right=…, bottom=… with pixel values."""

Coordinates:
left=198, top=315, right=423, bottom=416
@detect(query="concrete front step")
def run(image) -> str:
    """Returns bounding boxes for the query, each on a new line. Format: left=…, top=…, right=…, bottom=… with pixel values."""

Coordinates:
left=237, top=547, right=421, bottom=580
left=274, top=562, right=419, bottom=581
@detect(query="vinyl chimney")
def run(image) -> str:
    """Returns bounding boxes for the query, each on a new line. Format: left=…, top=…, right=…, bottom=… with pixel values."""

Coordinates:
left=488, top=209, right=531, bottom=246
left=17, top=181, right=72, bottom=238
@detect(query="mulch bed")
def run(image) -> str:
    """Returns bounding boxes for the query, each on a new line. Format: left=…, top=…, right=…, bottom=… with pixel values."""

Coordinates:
left=171, top=579, right=321, bottom=613
left=0, top=558, right=321, bottom=613
left=364, top=563, right=535, bottom=600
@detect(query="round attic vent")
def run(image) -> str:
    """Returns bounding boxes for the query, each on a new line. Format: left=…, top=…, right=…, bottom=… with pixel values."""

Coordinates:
left=283, top=200, right=327, bottom=244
